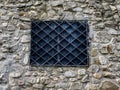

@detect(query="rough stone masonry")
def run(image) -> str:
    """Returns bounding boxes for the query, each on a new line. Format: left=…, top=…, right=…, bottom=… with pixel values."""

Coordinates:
left=0, top=0, right=120, bottom=90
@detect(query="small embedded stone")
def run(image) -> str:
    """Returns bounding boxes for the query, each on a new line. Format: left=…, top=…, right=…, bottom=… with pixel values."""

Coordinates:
left=115, top=63, right=120, bottom=71
left=18, top=80, right=24, bottom=86
left=2, top=23, right=8, bottom=27
left=11, top=86, right=20, bottom=90
left=78, top=69, right=86, bottom=76
left=28, top=10, right=38, bottom=17
left=116, top=52, right=120, bottom=57
left=104, top=11, right=113, bottom=18
left=93, top=73, right=102, bottom=79
left=99, top=56, right=109, bottom=65
left=1, top=16, right=9, bottom=20
left=110, top=5, right=116, bottom=11
left=21, top=35, right=30, bottom=43
left=81, top=74, right=89, bottom=82
left=23, top=54, right=29, bottom=65
left=7, top=25, right=15, bottom=31
left=88, top=65, right=99, bottom=73
left=116, top=5, right=120, bottom=11
left=13, top=54, right=21, bottom=60
left=24, top=71, right=31, bottom=77
left=99, top=81, right=119, bottom=90
left=78, top=0, right=86, bottom=3
left=19, top=11, right=25, bottom=16
left=116, top=36, right=120, bottom=42
left=116, top=44, right=120, bottom=50
left=33, top=84, right=43, bottom=89
left=116, top=78, right=120, bottom=84
left=73, top=7, right=82, bottom=12
left=20, top=17, right=30, bottom=22
left=9, top=72, right=22, bottom=78
left=0, top=53, right=6, bottom=60
left=18, top=23, right=30, bottom=30
left=91, top=49, right=97, bottom=57
left=64, top=70, right=77, bottom=78
left=50, top=0, right=64, bottom=6
left=100, top=46, right=108, bottom=54
left=103, top=71, right=116, bottom=79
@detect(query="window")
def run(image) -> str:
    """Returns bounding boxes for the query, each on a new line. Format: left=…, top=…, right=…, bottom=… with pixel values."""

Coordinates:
left=30, top=20, right=89, bottom=66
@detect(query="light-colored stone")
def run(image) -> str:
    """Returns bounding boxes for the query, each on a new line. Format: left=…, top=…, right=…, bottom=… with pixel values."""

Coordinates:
left=55, top=82, right=69, bottom=88
left=23, top=54, right=29, bottom=65
left=117, top=36, right=120, bottom=42
left=24, top=71, right=31, bottom=77
left=28, top=10, right=38, bottom=17
left=9, top=71, right=22, bottom=78
left=11, top=86, right=20, bottom=90
left=0, top=53, right=6, bottom=60
left=33, top=84, right=43, bottom=89
left=110, top=5, right=116, bottom=11
left=78, top=69, right=86, bottom=76
left=21, top=35, right=30, bottom=43
left=100, top=46, right=108, bottom=54
left=83, top=8, right=94, bottom=14
left=20, top=17, right=30, bottom=22
left=50, top=0, right=64, bottom=6
left=40, top=12, right=47, bottom=19
left=64, top=70, right=77, bottom=78
left=116, top=44, right=120, bottom=50
left=116, top=52, right=120, bottom=57
left=1, top=16, right=9, bottom=20
left=108, top=28, right=118, bottom=35
left=2, top=23, right=8, bottom=27
left=116, top=5, right=120, bottom=11
left=115, top=63, right=120, bottom=71
left=63, top=12, right=74, bottom=20
left=116, top=78, right=120, bottom=84
left=99, top=56, right=109, bottom=65
left=73, top=7, right=82, bottom=12
left=70, top=82, right=82, bottom=90
left=81, top=74, right=89, bottom=82
left=7, top=25, right=15, bottom=31
left=88, top=65, right=99, bottom=73
left=93, top=73, right=102, bottom=79
left=95, top=23, right=105, bottom=29
left=66, top=2, right=76, bottom=8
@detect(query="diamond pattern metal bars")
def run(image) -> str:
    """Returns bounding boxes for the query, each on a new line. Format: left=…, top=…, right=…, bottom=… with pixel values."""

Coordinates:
left=30, top=20, right=89, bottom=66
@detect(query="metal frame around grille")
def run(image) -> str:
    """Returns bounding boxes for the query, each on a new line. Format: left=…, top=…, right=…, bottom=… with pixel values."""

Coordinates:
left=30, top=20, right=89, bottom=66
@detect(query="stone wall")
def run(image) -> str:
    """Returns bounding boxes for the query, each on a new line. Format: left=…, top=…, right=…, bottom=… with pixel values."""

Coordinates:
left=0, top=0, right=120, bottom=90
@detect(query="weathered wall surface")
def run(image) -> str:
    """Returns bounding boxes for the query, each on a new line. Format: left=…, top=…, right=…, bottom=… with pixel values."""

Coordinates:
left=0, top=0, right=120, bottom=90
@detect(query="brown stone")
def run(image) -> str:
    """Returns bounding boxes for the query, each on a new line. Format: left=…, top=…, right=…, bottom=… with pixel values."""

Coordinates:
left=100, top=44, right=113, bottom=54
left=93, top=73, right=102, bottom=79
left=91, top=49, right=97, bottom=57
left=103, top=71, right=116, bottom=79
left=106, top=45, right=112, bottom=53
left=99, top=81, right=119, bottom=90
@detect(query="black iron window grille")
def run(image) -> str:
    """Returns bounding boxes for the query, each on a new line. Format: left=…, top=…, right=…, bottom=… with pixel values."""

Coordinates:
left=30, top=20, right=89, bottom=66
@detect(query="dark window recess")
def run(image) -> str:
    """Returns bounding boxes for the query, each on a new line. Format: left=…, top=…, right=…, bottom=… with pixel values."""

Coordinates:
left=30, top=20, right=89, bottom=66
